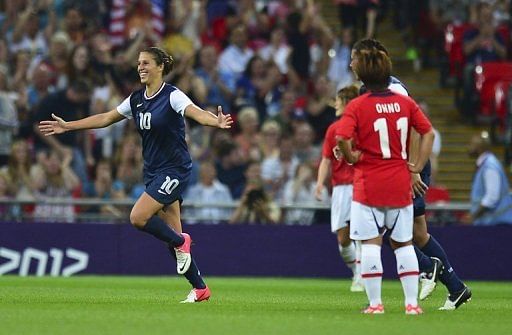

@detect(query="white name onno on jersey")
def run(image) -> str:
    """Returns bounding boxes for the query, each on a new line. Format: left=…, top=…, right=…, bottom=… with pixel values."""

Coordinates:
left=375, top=103, right=401, bottom=114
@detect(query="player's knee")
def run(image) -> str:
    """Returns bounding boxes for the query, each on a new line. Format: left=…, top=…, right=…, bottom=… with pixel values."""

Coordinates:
left=129, top=212, right=147, bottom=229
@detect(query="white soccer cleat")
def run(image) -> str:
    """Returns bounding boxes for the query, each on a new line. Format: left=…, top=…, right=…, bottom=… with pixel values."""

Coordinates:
left=419, top=257, right=443, bottom=300
left=350, top=276, right=365, bottom=292
left=175, top=233, right=192, bottom=275
left=439, top=286, right=472, bottom=311
left=180, top=286, right=211, bottom=303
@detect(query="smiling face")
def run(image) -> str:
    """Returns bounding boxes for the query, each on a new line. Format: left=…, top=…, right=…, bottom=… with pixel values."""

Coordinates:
left=137, top=52, right=163, bottom=85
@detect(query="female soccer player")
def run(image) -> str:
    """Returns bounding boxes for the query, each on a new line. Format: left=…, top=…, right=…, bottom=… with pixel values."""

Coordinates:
left=353, top=39, right=471, bottom=311
left=337, top=44, right=435, bottom=314
left=39, top=47, right=233, bottom=303
left=315, top=85, right=363, bottom=292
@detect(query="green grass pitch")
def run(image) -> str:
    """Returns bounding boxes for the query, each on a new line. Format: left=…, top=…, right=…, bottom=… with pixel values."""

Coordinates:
left=1, top=276, right=511, bottom=335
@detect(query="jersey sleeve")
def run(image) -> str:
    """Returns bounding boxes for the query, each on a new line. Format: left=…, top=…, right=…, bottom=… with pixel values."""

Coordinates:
left=411, top=102, right=432, bottom=135
left=335, top=103, right=357, bottom=140
left=116, top=95, right=132, bottom=119
left=322, top=125, right=335, bottom=159
left=170, top=89, right=194, bottom=116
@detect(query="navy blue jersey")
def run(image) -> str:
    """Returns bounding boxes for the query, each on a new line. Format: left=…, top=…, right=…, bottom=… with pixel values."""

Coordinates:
left=117, top=83, right=193, bottom=184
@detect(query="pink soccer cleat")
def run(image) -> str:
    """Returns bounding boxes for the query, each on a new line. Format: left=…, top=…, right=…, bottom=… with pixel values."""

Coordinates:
left=175, top=233, right=192, bottom=274
left=180, top=286, right=211, bottom=303
left=362, top=304, right=385, bottom=314
left=405, top=304, right=424, bottom=315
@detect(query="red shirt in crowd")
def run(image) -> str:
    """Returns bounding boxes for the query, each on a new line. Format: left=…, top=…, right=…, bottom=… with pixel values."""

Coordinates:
left=336, top=90, right=432, bottom=207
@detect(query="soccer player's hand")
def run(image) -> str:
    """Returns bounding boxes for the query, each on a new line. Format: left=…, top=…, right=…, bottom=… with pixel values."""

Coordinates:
left=346, top=150, right=361, bottom=164
left=217, top=106, right=233, bottom=129
left=411, top=172, right=428, bottom=198
left=332, top=146, right=343, bottom=161
left=38, top=114, right=68, bottom=136
left=314, top=183, right=325, bottom=201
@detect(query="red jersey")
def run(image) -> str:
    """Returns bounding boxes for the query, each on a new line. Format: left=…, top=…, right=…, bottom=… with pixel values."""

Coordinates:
left=322, top=120, right=354, bottom=185
left=336, top=90, right=432, bottom=207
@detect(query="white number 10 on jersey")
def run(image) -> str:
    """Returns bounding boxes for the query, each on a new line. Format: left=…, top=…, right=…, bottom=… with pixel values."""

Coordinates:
left=373, top=117, right=408, bottom=159
left=139, top=112, right=151, bottom=130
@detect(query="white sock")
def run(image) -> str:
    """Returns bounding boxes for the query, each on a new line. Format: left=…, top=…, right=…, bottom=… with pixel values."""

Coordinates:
left=394, top=245, right=419, bottom=307
left=339, top=243, right=356, bottom=276
left=355, top=240, right=362, bottom=278
left=361, top=244, right=382, bottom=306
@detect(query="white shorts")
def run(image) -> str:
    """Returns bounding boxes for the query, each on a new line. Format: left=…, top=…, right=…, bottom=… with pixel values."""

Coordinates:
left=330, top=184, right=353, bottom=233
left=349, top=201, right=413, bottom=243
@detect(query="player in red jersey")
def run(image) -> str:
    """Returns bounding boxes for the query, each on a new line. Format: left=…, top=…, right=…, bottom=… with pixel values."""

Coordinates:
left=336, top=46, right=435, bottom=314
left=315, top=85, right=363, bottom=292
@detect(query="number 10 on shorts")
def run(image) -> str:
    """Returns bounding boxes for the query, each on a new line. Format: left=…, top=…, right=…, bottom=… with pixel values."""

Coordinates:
left=158, top=176, right=179, bottom=195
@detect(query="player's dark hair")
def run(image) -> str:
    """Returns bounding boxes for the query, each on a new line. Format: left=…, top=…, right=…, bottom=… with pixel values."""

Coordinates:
left=336, top=85, right=359, bottom=104
left=352, top=39, right=389, bottom=56
left=143, top=47, right=174, bottom=75
left=353, top=48, right=392, bottom=91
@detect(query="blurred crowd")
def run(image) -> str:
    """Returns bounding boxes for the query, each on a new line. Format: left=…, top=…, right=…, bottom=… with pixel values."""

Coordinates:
left=0, top=0, right=503, bottom=224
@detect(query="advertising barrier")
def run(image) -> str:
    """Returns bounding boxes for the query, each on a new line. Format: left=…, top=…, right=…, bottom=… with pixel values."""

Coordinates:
left=1, top=222, right=510, bottom=280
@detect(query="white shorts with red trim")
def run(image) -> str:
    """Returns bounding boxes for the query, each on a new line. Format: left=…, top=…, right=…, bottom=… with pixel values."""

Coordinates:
left=330, top=184, right=353, bottom=233
left=349, top=201, right=413, bottom=242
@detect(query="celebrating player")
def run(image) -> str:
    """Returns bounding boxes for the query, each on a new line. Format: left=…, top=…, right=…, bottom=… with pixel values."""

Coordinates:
left=38, top=47, right=233, bottom=303
left=315, top=85, right=363, bottom=292
left=353, top=39, right=472, bottom=310
left=337, top=44, right=435, bottom=314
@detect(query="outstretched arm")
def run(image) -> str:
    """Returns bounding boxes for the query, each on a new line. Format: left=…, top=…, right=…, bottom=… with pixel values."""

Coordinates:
left=38, top=109, right=125, bottom=136
left=184, top=105, right=233, bottom=129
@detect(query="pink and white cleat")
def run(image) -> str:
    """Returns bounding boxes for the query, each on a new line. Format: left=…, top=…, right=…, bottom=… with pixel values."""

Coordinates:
left=180, top=286, right=211, bottom=303
left=405, top=304, right=424, bottom=315
left=362, top=304, right=385, bottom=314
left=175, top=233, right=192, bottom=274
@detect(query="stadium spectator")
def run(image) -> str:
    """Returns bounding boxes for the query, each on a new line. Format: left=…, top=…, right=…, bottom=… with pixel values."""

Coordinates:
left=82, top=158, right=124, bottom=218
left=327, top=29, right=355, bottom=91
left=261, top=136, right=299, bottom=201
left=31, top=149, right=80, bottom=223
left=235, top=56, right=283, bottom=119
left=0, top=68, right=19, bottom=166
left=230, top=161, right=280, bottom=224
left=0, top=171, right=14, bottom=219
left=259, top=120, right=282, bottom=160
left=460, top=1, right=506, bottom=117
left=334, top=0, right=379, bottom=40
left=234, top=106, right=261, bottom=162
left=306, top=75, right=337, bottom=144
left=112, top=134, right=144, bottom=200
left=0, top=139, right=35, bottom=199
left=283, top=162, right=326, bottom=225
left=218, top=23, right=254, bottom=81
left=466, top=132, right=512, bottom=225
left=168, top=0, right=207, bottom=51
left=258, top=26, right=291, bottom=75
left=215, top=141, right=248, bottom=199
left=184, top=161, right=233, bottom=224
left=195, top=45, right=235, bottom=111
left=292, top=122, right=321, bottom=164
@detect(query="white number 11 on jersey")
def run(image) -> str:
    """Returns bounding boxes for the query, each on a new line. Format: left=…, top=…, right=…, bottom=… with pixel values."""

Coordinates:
left=373, top=117, right=408, bottom=159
